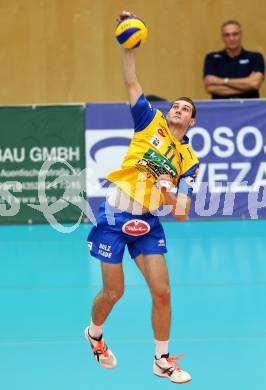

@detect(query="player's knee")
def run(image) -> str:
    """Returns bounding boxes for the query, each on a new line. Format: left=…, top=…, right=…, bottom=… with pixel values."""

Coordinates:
left=153, top=286, right=170, bottom=306
left=104, top=287, right=124, bottom=304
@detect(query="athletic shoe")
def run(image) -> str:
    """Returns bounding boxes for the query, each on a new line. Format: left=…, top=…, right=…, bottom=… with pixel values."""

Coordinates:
left=84, top=326, right=117, bottom=369
left=153, top=353, right=192, bottom=384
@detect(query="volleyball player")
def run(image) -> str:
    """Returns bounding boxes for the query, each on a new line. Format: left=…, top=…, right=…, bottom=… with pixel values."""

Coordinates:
left=85, top=11, right=199, bottom=384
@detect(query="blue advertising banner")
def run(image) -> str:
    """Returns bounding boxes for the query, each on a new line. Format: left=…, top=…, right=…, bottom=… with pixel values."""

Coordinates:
left=85, top=100, right=266, bottom=219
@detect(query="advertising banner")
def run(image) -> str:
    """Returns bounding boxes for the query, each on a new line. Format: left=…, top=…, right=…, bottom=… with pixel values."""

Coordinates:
left=0, top=105, right=85, bottom=224
left=86, top=100, right=266, bottom=220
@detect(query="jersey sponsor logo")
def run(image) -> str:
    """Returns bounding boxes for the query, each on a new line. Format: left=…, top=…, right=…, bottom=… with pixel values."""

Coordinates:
left=122, top=219, right=150, bottom=236
left=157, top=128, right=166, bottom=137
left=138, top=159, right=148, bottom=166
left=143, top=149, right=177, bottom=177
left=150, top=135, right=163, bottom=149
left=137, top=158, right=170, bottom=178
left=239, top=59, right=250, bottom=64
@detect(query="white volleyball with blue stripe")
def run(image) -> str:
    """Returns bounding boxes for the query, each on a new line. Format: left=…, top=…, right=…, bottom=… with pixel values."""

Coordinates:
left=115, top=16, right=148, bottom=49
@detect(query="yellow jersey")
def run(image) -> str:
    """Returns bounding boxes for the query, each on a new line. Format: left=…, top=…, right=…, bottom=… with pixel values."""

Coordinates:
left=107, top=95, right=199, bottom=211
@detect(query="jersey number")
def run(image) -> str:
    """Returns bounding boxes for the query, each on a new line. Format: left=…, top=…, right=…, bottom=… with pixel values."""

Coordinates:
left=164, top=146, right=175, bottom=162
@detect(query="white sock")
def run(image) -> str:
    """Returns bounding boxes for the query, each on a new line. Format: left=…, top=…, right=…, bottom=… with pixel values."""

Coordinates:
left=89, top=320, right=103, bottom=339
left=155, top=339, right=169, bottom=359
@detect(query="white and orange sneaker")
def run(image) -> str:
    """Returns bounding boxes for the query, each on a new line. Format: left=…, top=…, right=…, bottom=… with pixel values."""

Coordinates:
left=153, top=353, right=192, bottom=384
left=84, top=326, right=117, bottom=369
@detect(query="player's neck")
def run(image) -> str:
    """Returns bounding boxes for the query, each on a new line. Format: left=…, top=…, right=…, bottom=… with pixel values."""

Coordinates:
left=170, top=126, right=186, bottom=142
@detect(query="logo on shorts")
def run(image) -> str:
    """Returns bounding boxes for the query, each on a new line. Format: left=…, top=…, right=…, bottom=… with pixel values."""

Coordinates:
left=98, top=243, right=112, bottom=258
left=158, top=239, right=165, bottom=247
left=122, top=219, right=151, bottom=236
left=88, top=241, right=93, bottom=250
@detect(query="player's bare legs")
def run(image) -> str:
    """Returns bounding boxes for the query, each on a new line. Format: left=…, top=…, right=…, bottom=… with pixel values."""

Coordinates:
left=134, top=253, right=171, bottom=340
left=92, top=262, right=125, bottom=325
left=134, top=253, right=191, bottom=384
left=85, top=262, right=124, bottom=369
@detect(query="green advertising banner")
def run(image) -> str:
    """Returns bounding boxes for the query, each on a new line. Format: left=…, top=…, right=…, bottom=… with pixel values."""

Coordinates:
left=0, top=105, right=86, bottom=225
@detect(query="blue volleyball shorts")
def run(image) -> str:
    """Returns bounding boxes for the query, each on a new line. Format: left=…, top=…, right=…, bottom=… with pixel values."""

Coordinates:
left=87, top=202, right=167, bottom=264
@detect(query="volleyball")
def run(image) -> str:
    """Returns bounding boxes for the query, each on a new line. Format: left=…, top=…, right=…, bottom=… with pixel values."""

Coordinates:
left=115, top=16, right=148, bottom=49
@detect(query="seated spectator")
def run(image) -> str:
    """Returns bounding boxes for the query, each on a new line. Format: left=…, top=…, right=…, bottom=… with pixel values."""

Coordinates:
left=203, top=20, right=265, bottom=99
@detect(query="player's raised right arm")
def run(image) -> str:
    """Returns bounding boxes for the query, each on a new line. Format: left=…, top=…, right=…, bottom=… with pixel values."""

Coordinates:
left=122, top=48, right=143, bottom=107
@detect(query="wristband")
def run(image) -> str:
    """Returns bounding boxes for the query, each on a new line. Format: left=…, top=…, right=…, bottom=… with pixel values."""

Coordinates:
left=156, top=180, right=173, bottom=190
left=224, top=77, right=229, bottom=85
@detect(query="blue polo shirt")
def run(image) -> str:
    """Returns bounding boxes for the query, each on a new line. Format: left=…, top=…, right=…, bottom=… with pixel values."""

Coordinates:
left=203, top=48, right=265, bottom=99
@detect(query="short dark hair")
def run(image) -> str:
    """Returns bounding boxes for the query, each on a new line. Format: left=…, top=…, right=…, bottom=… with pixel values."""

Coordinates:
left=221, top=20, right=241, bottom=30
left=171, top=97, right=197, bottom=118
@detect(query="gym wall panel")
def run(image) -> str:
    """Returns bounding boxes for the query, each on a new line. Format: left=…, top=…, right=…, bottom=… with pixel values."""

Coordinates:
left=0, top=0, right=265, bottom=104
